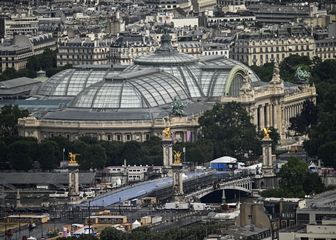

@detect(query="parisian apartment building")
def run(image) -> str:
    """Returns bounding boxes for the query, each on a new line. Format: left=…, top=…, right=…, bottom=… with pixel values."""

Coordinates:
left=57, top=38, right=111, bottom=67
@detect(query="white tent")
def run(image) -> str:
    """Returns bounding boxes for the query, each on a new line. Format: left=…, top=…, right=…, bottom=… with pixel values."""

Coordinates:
left=132, top=220, right=141, bottom=229
left=210, top=156, right=237, bottom=164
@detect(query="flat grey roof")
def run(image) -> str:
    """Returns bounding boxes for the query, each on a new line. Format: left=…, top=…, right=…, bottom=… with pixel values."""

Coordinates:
left=0, top=99, right=71, bottom=110
left=0, top=77, right=40, bottom=89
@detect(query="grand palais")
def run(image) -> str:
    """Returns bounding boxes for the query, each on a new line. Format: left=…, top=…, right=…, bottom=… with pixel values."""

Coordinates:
left=17, top=34, right=316, bottom=142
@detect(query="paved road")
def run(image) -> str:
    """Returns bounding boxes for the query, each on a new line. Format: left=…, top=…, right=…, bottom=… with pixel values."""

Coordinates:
left=80, top=171, right=215, bottom=207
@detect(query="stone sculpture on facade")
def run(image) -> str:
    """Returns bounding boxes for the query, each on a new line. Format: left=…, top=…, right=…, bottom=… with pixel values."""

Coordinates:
left=240, top=70, right=253, bottom=96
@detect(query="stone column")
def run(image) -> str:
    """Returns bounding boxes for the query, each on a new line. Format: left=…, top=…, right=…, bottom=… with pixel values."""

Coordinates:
left=256, top=106, right=260, bottom=129
left=262, top=136, right=274, bottom=177
left=172, top=163, right=184, bottom=202
left=264, top=105, right=268, bottom=128
left=260, top=105, right=265, bottom=129
left=162, top=142, right=173, bottom=167
left=69, top=167, right=80, bottom=203
left=270, top=104, right=274, bottom=127
left=268, top=104, right=272, bottom=128
left=281, top=104, right=286, bottom=139
left=273, top=103, right=279, bottom=129
left=297, top=104, right=300, bottom=115
left=253, top=107, right=258, bottom=128
left=162, top=128, right=173, bottom=176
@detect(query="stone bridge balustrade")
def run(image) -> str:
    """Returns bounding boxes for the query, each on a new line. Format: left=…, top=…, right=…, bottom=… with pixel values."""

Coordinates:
left=185, top=176, right=253, bottom=201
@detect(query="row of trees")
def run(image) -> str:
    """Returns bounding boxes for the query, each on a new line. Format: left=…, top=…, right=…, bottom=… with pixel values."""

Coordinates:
left=0, top=136, right=163, bottom=171
left=57, top=223, right=225, bottom=240
left=0, top=49, right=71, bottom=81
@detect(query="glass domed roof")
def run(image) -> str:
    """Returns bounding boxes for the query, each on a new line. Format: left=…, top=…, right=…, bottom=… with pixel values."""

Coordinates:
left=125, top=34, right=203, bottom=98
left=37, top=67, right=123, bottom=97
left=134, top=34, right=198, bottom=66
left=36, top=33, right=263, bottom=106
left=71, top=69, right=190, bottom=109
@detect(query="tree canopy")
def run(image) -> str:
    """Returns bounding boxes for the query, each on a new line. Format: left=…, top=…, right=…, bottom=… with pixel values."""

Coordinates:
left=280, top=55, right=312, bottom=83
left=198, top=102, right=261, bottom=161
left=261, top=157, right=325, bottom=198
left=250, top=62, right=274, bottom=82
left=0, top=135, right=164, bottom=171
left=289, top=99, right=317, bottom=135
left=303, top=59, right=336, bottom=168
left=0, top=105, right=29, bottom=137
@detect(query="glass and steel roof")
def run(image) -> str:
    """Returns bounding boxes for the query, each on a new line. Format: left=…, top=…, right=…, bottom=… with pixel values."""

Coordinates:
left=37, top=67, right=122, bottom=97
left=71, top=69, right=190, bottom=109
left=134, top=34, right=198, bottom=66
left=125, top=64, right=203, bottom=98
left=200, top=56, right=261, bottom=82
left=124, top=34, right=203, bottom=98
left=134, top=52, right=197, bottom=65
left=36, top=33, right=262, bottom=111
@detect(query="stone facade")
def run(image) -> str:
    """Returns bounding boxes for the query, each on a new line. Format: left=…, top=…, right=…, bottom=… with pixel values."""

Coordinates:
left=231, top=34, right=315, bottom=66
left=145, top=0, right=192, bottom=11
left=18, top=114, right=200, bottom=143
left=222, top=63, right=316, bottom=139
left=109, top=33, right=157, bottom=65
left=315, top=38, right=336, bottom=61
left=4, top=15, right=38, bottom=37
left=57, top=38, right=110, bottom=67
left=0, top=34, right=56, bottom=72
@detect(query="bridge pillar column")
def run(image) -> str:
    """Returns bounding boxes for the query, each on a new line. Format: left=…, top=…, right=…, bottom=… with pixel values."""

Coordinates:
left=172, top=161, right=184, bottom=202
left=162, top=128, right=173, bottom=176
left=262, top=135, right=274, bottom=177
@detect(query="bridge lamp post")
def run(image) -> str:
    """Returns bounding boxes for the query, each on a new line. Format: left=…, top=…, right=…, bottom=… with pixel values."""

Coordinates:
left=182, top=147, right=186, bottom=163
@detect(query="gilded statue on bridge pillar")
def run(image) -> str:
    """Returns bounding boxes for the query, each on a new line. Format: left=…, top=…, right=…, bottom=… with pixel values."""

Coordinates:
left=262, top=128, right=271, bottom=140
left=68, top=152, right=80, bottom=164
left=162, top=127, right=171, bottom=139
left=173, top=151, right=182, bottom=164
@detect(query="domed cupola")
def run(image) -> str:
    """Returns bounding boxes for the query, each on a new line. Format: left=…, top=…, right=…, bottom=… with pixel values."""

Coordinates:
left=134, top=33, right=198, bottom=66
